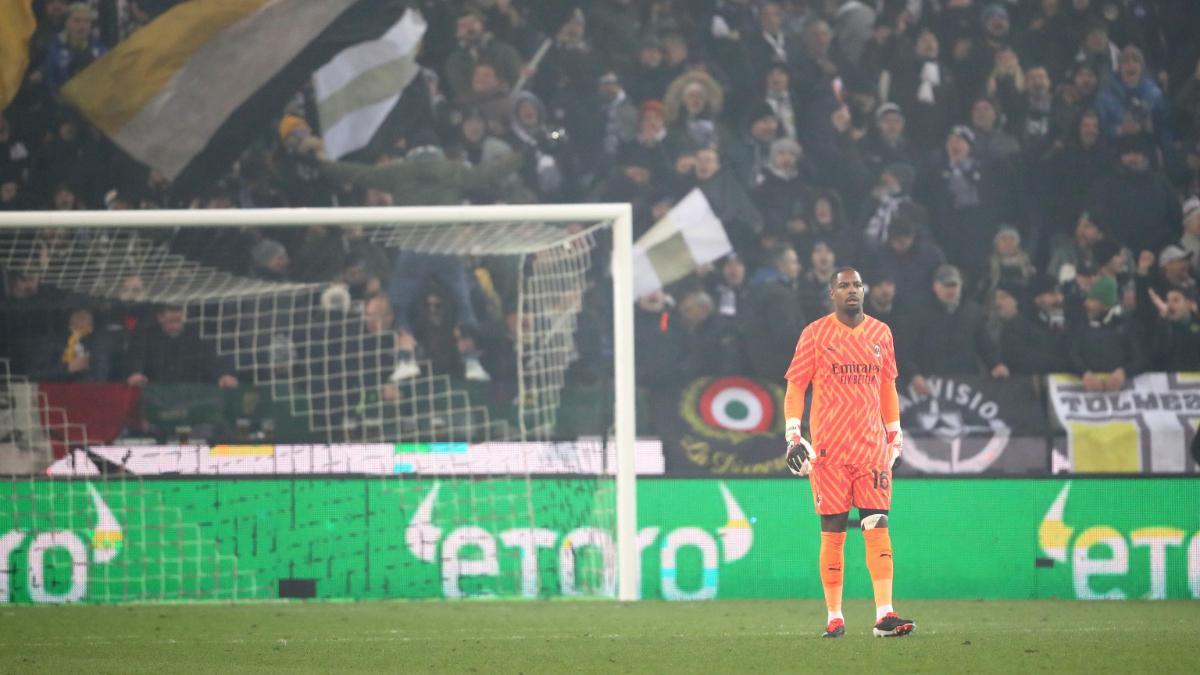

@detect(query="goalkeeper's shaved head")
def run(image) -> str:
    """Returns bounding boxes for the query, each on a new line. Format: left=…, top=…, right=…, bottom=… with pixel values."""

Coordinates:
left=829, top=267, right=865, bottom=321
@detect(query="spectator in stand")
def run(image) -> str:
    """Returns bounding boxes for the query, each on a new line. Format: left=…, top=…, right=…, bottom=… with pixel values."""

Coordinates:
left=453, top=63, right=513, bottom=135
left=1173, top=57, right=1200, bottom=147
left=1052, top=63, right=1100, bottom=134
left=249, top=238, right=290, bottom=282
left=1068, top=274, right=1142, bottom=392
left=31, top=305, right=111, bottom=382
left=694, top=146, right=764, bottom=253
left=864, top=271, right=901, bottom=331
left=1143, top=286, right=1200, bottom=372
left=1072, top=18, right=1120, bottom=78
left=1153, top=245, right=1198, bottom=295
left=634, top=289, right=683, bottom=387
left=1012, top=65, right=1056, bottom=156
left=443, top=9, right=525, bottom=101
left=708, top=253, right=748, bottom=319
left=1016, top=0, right=1075, bottom=79
left=984, top=46, right=1025, bottom=119
left=867, top=214, right=946, bottom=303
left=743, top=1, right=804, bottom=83
left=1180, top=197, right=1200, bottom=271
left=1086, top=134, right=1180, bottom=257
left=675, top=289, right=745, bottom=377
left=905, top=264, right=1009, bottom=397
left=1095, top=46, right=1171, bottom=158
left=980, top=226, right=1037, bottom=301
left=0, top=171, right=25, bottom=211
left=409, top=286, right=489, bottom=382
left=1044, top=109, right=1111, bottom=253
left=273, top=115, right=337, bottom=207
left=797, top=240, right=837, bottom=320
left=505, top=91, right=578, bottom=202
left=663, top=70, right=729, bottom=157
left=1047, top=212, right=1105, bottom=281
left=725, top=103, right=781, bottom=190
left=36, top=3, right=106, bottom=92
left=593, top=143, right=659, bottom=237
left=762, top=63, right=798, bottom=142
left=453, top=106, right=514, bottom=166
left=859, top=103, right=920, bottom=180
left=793, top=18, right=860, bottom=100
left=794, top=188, right=856, bottom=267
left=597, top=71, right=638, bottom=163
left=861, top=163, right=920, bottom=253
left=742, top=244, right=805, bottom=379
left=0, top=115, right=31, bottom=189
left=125, top=305, right=238, bottom=388
left=998, top=274, right=1072, bottom=374
left=917, top=125, right=1004, bottom=288
left=754, top=137, right=813, bottom=234
left=625, top=37, right=672, bottom=106
left=968, top=97, right=1020, bottom=165
left=889, top=28, right=960, bottom=149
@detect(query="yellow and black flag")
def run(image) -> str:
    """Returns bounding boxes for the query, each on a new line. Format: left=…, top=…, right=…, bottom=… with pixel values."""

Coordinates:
left=61, top=0, right=408, bottom=189
left=0, top=0, right=36, bottom=111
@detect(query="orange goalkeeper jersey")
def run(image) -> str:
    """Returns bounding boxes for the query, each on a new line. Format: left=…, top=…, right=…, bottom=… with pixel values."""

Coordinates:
left=784, top=313, right=898, bottom=466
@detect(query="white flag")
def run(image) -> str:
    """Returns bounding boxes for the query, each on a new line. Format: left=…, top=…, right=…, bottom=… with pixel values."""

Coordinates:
left=314, top=9, right=426, bottom=160
left=631, top=189, right=733, bottom=299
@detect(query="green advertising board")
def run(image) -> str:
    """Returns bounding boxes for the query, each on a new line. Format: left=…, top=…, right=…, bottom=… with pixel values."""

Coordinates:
left=1, top=478, right=1198, bottom=604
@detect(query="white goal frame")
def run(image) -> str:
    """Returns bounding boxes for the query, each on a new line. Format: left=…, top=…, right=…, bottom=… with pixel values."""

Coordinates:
left=0, top=203, right=639, bottom=602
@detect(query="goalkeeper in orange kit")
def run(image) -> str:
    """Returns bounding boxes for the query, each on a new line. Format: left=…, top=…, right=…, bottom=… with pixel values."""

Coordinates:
left=783, top=267, right=914, bottom=639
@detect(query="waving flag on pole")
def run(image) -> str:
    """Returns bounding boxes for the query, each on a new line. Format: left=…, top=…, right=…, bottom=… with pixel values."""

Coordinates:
left=0, top=0, right=36, bottom=111
left=60, top=0, right=408, bottom=188
left=631, top=188, right=733, bottom=299
left=314, top=9, right=426, bottom=160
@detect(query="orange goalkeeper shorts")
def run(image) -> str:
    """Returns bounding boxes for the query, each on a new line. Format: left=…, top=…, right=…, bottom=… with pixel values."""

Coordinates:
left=808, top=460, right=892, bottom=515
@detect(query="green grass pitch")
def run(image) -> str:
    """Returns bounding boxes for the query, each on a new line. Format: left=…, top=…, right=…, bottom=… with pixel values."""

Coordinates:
left=1, top=599, right=1195, bottom=673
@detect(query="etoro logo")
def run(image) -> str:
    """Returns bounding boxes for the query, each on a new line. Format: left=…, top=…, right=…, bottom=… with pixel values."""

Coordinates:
left=405, top=482, right=754, bottom=600
left=1, top=484, right=123, bottom=603
left=1037, top=483, right=1200, bottom=599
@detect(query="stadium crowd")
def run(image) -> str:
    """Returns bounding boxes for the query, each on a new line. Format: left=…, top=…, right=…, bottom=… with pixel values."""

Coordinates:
left=2, top=0, right=1200, bottom=397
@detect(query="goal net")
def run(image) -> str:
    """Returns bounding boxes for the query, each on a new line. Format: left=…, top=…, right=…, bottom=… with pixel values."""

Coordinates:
left=0, top=204, right=637, bottom=603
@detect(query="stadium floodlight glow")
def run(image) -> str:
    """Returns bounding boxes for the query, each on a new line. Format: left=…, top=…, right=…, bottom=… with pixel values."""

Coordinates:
left=0, top=203, right=639, bottom=602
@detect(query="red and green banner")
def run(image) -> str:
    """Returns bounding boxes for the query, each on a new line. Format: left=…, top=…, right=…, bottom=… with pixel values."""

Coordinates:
left=2, top=477, right=1197, bottom=604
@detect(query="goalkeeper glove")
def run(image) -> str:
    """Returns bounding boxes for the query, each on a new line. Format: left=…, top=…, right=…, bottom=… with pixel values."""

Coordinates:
left=785, top=417, right=813, bottom=476
left=885, top=421, right=903, bottom=470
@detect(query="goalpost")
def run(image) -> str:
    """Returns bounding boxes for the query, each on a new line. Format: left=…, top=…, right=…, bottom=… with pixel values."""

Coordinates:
left=0, top=204, right=639, bottom=602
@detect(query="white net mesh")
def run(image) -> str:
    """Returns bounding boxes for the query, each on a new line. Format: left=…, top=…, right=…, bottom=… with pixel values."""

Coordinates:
left=0, top=210, right=622, bottom=602
left=0, top=220, right=604, bottom=443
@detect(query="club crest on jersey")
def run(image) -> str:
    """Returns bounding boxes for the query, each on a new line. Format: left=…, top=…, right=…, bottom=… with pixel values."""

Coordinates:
left=873, top=344, right=882, bottom=359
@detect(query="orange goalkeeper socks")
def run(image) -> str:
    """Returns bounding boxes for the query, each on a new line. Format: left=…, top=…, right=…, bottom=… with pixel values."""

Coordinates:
left=819, top=531, right=846, bottom=616
left=863, top=527, right=894, bottom=610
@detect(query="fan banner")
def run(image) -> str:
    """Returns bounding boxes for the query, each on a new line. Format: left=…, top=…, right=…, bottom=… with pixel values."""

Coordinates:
left=655, top=375, right=1048, bottom=476
left=1047, top=372, right=1200, bottom=474
left=894, top=374, right=1050, bottom=476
